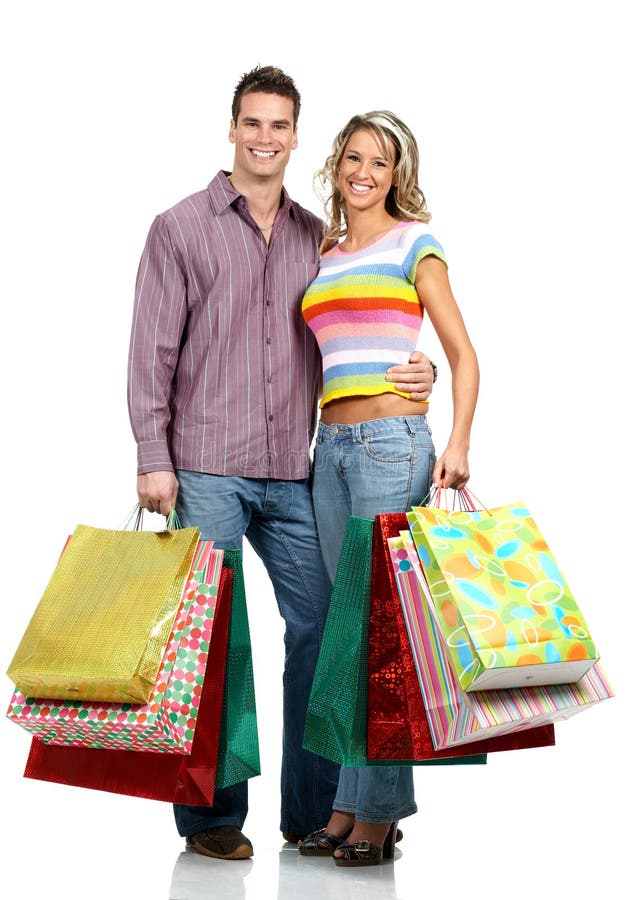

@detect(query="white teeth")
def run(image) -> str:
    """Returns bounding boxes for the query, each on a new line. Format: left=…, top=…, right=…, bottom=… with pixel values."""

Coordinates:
left=350, top=182, right=371, bottom=192
left=252, top=150, right=276, bottom=158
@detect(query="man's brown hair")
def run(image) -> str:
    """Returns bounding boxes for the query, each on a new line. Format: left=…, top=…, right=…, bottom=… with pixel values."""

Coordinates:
left=231, top=65, right=301, bottom=125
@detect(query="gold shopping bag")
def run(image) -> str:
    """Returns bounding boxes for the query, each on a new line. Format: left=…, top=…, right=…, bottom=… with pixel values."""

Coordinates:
left=7, top=514, right=200, bottom=704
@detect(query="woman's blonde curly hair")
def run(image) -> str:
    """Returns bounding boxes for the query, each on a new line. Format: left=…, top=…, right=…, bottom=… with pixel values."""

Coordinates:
left=316, top=110, right=431, bottom=254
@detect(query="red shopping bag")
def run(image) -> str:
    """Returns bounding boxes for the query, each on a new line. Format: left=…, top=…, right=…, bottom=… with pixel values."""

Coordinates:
left=23, top=567, right=233, bottom=805
left=367, top=513, right=555, bottom=761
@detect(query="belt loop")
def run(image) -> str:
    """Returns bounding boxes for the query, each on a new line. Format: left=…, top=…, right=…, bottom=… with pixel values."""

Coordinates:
left=404, top=416, right=416, bottom=435
left=353, top=423, right=363, bottom=444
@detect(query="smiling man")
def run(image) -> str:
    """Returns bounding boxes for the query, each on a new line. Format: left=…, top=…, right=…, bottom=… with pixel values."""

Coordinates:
left=127, top=65, right=434, bottom=861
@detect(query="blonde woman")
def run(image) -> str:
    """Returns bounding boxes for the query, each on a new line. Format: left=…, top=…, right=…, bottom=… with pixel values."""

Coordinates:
left=299, top=111, right=479, bottom=866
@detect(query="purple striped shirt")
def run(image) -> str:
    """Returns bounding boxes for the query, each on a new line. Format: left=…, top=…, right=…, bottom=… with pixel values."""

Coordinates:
left=128, top=171, right=322, bottom=479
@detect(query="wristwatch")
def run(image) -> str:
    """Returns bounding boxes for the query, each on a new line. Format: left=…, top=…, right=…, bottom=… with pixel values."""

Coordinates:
left=430, top=360, right=438, bottom=384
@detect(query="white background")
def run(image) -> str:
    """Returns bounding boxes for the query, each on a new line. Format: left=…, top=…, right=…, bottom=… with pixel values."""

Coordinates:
left=1, top=2, right=625, bottom=898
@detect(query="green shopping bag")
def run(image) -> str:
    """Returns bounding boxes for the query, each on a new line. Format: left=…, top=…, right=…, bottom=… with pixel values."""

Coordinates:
left=304, top=517, right=373, bottom=767
left=215, top=549, right=261, bottom=788
left=303, top=517, right=486, bottom=768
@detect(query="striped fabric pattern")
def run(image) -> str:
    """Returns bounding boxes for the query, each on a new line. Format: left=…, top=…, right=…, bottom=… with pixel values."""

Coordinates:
left=128, top=171, right=323, bottom=479
left=302, top=221, right=446, bottom=407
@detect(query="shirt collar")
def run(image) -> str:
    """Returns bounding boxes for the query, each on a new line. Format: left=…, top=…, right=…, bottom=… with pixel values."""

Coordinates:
left=208, top=170, right=294, bottom=218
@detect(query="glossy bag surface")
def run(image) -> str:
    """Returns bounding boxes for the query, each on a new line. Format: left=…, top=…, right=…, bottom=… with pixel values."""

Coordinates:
left=390, top=529, right=613, bottom=748
left=23, top=566, right=234, bottom=805
left=305, top=516, right=487, bottom=767
left=368, top=514, right=554, bottom=761
left=407, top=502, right=599, bottom=691
left=8, top=521, right=200, bottom=703
left=8, top=542, right=222, bottom=753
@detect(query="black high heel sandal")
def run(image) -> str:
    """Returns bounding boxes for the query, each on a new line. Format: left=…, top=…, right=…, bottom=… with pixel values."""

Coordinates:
left=298, top=827, right=352, bottom=856
left=333, top=822, right=399, bottom=867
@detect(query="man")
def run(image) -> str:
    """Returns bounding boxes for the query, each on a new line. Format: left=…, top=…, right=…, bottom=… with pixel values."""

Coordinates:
left=128, top=65, right=434, bottom=861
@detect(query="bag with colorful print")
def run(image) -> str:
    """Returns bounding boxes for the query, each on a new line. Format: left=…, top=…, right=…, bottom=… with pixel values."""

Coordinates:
left=368, top=513, right=556, bottom=760
left=7, top=540, right=223, bottom=753
left=22, top=549, right=261, bottom=802
left=389, top=528, right=614, bottom=748
left=407, top=489, right=600, bottom=692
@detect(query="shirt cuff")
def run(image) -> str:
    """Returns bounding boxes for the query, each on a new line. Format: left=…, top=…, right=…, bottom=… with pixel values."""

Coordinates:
left=136, top=440, right=174, bottom=475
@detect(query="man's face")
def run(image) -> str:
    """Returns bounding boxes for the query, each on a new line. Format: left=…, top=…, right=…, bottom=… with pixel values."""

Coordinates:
left=229, top=92, right=298, bottom=182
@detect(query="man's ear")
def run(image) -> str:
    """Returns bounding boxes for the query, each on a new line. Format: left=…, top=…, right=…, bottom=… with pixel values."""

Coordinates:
left=229, top=119, right=236, bottom=143
left=292, top=128, right=298, bottom=150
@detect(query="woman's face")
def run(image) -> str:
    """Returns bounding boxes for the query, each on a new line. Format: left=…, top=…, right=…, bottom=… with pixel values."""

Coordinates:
left=337, top=128, right=395, bottom=215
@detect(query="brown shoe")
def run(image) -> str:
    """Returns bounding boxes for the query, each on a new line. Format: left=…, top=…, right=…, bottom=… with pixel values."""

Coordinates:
left=186, top=826, right=254, bottom=860
left=282, top=832, right=306, bottom=843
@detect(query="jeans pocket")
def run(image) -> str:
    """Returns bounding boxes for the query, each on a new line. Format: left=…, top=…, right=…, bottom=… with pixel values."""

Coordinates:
left=363, top=431, right=413, bottom=463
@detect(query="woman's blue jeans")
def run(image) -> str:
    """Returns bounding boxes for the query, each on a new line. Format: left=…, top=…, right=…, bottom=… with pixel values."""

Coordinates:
left=312, top=415, right=436, bottom=823
left=172, top=471, right=339, bottom=837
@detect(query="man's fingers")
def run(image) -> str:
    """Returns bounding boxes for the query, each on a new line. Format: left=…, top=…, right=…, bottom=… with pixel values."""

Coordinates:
left=386, top=365, right=429, bottom=378
left=136, top=472, right=179, bottom=517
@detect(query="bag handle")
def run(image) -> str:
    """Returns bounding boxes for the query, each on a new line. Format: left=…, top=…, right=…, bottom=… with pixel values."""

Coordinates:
left=419, top=483, right=490, bottom=513
left=122, top=504, right=182, bottom=531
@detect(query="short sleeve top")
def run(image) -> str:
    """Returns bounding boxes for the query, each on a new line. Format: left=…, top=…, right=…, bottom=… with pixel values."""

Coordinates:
left=301, top=220, right=446, bottom=407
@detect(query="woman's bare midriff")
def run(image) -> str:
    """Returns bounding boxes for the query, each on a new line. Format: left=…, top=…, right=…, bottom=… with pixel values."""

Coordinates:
left=320, top=393, right=429, bottom=425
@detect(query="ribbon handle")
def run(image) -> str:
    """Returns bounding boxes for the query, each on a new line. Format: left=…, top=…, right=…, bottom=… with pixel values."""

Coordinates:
left=419, top=483, right=490, bottom=514
left=121, top=504, right=182, bottom=531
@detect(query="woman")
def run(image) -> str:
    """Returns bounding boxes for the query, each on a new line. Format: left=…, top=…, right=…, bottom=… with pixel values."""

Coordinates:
left=299, top=111, right=479, bottom=866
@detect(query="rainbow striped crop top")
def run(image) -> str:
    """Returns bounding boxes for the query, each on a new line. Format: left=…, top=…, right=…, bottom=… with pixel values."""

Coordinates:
left=302, top=221, right=446, bottom=408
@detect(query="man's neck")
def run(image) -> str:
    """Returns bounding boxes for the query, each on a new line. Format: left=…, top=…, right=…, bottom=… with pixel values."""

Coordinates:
left=228, top=170, right=284, bottom=220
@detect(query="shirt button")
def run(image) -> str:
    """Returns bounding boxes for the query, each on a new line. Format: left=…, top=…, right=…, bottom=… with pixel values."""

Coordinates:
left=266, top=337, right=271, bottom=344
left=266, top=375, right=272, bottom=383
left=268, top=414, right=274, bottom=421
left=266, top=300, right=271, bottom=306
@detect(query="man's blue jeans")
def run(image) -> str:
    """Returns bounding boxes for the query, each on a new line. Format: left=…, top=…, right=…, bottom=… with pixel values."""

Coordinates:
left=172, top=471, right=339, bottom=837
left=312, top=415, right=435, bottom=822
